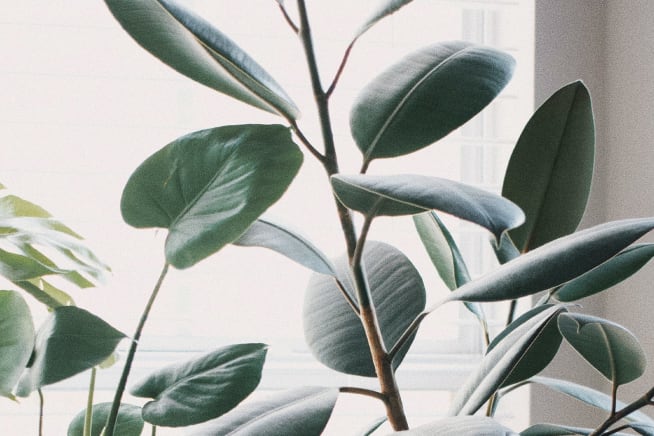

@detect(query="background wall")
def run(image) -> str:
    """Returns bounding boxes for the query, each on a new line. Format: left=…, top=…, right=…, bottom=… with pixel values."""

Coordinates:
left=532, top=0, right=654, bottom=426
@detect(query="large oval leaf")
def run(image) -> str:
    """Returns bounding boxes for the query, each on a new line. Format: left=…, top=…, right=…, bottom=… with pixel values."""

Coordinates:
left=304, top=241, right=425, bottom=377
left=558, top=313, right=646, bottom=386
left=392, top=416, right=516, bottom=435
left=445, top=218, right=654, bottom=303
left=104, top=0, right=299, bottom=119
left=554, top=243, right=654, bottom=302
left=233, top=217, right=335, bottom=275
left=0, top=291, right=34, bottom=398
left=15, top=306, right=125, bottom=397
left=121, top=124, right=303, bottom=269
left=67, top=403, right=143, bottom=436
left=350, top=41, right=514, bottom=165
left=503, top=81, right=594, bottom=252
left=187, top=387, right=338, bottom=436
left=130, top=343, right=267, bottom=427
left=331, top=174, right=524, bottom=240
left=448, top=305, right=565, bottom=416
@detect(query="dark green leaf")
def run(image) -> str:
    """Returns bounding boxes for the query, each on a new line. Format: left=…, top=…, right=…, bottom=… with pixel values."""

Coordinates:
left=67, top=403, right=143, bottom=436
left=16, top=307, right=125, bottom=397
left=358, top=416, right=387, bottom=436
left=558, top=313, right=646, bottom=385
left=130, top=343, right=267, bottom=427
left=121, top=124, right=302, bottom=269
left=233, top=217, right=335, bottom=275
left=449, top=305, right=566, bottom=416
left=493, top=232, right=521, bottom=265
left=503, top=81, right=594, bottom=252
left=445, top=218, right=654, bottom=303
left=186, top=386, right=338, bottom=436
left=351, top=41, right=514, bottom=164
left=304, top=241, right=425, bottom=377
left=0, top=291, right=34, bottom=398
left=354, top=0, right=415, bottom=40
left=331, top=174, right=524, bottom=241
left=392, top=416, right=515, bottom=435
left=104, top=0, right=299, bottom=119
left=555, top=243, right=654, bottom=302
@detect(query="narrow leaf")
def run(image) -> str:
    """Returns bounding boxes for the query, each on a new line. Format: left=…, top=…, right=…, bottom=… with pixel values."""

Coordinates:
left=392, top=416, right=516, bottom=435
left=558, top=313, right=646, bottom=385
left=331, top=174, right=524, bottom=241
left=233, top=217, right=335, bottom=275
left=67, top=403, right=143, bottom=436
left=130, top=343, right=267, bottom=427
left=186, top=386, right=338, bottom=436
left=104, top=0, right=299, bottom=119
left=354, top=0, right=415, bottom=40
left=121, top=124, right=303, bottom=269
left=351, top=41, right=514, bottom=164
left=0, top=291, right=34, bottom=397
left=503, top=81, right=594, bottom=252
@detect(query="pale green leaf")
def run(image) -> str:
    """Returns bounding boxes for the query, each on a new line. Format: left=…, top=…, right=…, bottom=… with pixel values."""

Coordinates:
left=392, top=416, right=516, bottom=435
left=354, top=0, right=415, bottom=40
left=0, top=291, right=34, bottom=397
left=67, top=403, right=143, bottom=436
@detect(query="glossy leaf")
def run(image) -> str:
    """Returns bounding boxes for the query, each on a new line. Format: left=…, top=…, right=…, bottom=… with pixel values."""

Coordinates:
left=392, top=416, right=516, bottom=435
left=558, top=313, right=646, bottom=385
left=332, top=174, right=524, bottom=241
left=186, top=386, right=338, bottom=436
left=354, top=0, right=415, bottom=40
left=555, top=243, right=654, bottom=302
left=233, top=217, right=335, bottom=275
left=304, top=241, right=425, bottom=377
left=121, top=124, right=302, bottom=269
left=448, top=305, right=566, bottom=416
left=503, top=81, right=594, bottom=252
left=104, top=0, right=299, bottom=119
left=130, top=343, right=267, bottom=427
left=351, top=41, right=514, bottom=164
left=67, top=403, right=143, bottom=436
left=0, top=291, right=34, bottom=398
left=445, top=218, right=654, bottom=303
left=16, top=307, right=125, bottom=397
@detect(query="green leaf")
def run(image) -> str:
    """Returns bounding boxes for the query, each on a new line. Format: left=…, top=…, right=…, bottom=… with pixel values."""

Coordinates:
left=449, top=305, right=566, bottom=416
left=0, top=291, right=34, bottom=398
left=121, top=124, right=302, bottom=269
left=233, top=217, right=335, bottom=275
left=503, top=81, right=594, bottom=252
left=493, top=232, right=521, bottom=265
left=0, top=248, right=64, bottom=281
left=354, top=0, right=415, bottom=40
left=558, top=313, right=646, bottom=385
left=104, top=0, right=299, bottom=119
left=358, top=417, right=387, bottom=436
left=67, top=403, right=143, bottom=436
left=554, top=243, right=654, bottom=302
left=186, top=386, right=338, bottom=436
left=16, top=306, right=125, bottom=397
left=392, top=416, right=515, bottom=435
left=629, top=423, right=654, bottom=436
left=0, top=195, right=80, bottom=238
left=445, top=218, right=654, bottom=303
left=130, top=343, right=267, bottom=427
left=304, top=241, right=425, bottom=377
left=331, top=174, right=524, bottom=241
left=520, top=424, right=593, bottom=435
left=351, top=41, right=514, bottom=165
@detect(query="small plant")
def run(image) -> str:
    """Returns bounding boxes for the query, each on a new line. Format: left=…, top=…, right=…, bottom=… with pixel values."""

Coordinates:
left=3, top=1, right=654, bottom=435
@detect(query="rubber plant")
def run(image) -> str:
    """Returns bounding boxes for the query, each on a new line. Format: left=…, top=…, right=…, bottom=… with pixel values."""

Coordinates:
left=4, top=1, right=654, bottom=435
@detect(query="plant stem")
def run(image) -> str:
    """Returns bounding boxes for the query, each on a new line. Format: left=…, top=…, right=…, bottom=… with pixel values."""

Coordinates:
left=83, top=368, right=97, bottom=436
left=38, top=389, right=44, bottom=436
left=105, top=263, right=170, bottom=436
left=506, top=299, right=517, bottom=326
left=589, top=385, right=654, bottom=436
left=339, top=386, right=388, bottom=404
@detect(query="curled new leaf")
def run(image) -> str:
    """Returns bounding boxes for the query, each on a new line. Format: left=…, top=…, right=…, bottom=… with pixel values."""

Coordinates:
left=104, top=0, right=299, bottom=119
left=121, top=124, right=303, bottom=269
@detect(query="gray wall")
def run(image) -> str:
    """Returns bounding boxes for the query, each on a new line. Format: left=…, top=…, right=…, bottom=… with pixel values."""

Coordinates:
left=532, top=0, right=654, bottom=427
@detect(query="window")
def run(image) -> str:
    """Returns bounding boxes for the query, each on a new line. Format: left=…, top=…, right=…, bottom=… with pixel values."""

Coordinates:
left=0, top=1, right=533, bottom=434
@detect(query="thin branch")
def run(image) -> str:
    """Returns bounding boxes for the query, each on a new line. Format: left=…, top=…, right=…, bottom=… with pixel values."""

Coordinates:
left=589, top=385, right=654, bottom=436
left=339, top=386, right=388, bottom=405
left=38, top=389, right=44, bottom=436
left=289, top=119, right=326, bottom=163
left=506, top=299, right=518, bottom=326
left=277, top=2, right=299, bottom=34
left=611, top=382, right=618, bottom=416
left=334, top=277, right=360, bottom=315
left=83, top=368, right=97, bottom=436
left=327, top=39, right=356, bottom=98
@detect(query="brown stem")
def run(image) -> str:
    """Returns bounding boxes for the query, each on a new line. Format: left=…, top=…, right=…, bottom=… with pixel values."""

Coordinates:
left=38, top=389, right=44, bottom=436
left=339, top=386, right=388, bottom=404
left=589, top=385, right=654, bottom=436
left=277, top=2, right=299, bottom=34
left=327, top=39, right=356, bottom=98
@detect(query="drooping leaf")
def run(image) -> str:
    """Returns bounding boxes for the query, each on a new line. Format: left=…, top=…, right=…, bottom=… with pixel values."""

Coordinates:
left=130, top=343, right=267, bottom=427
left=16, top=307, right=125, bottom=397
left=448, top=305, right=566, bottom=416
left=0, top=291, right=34, bottom=398
left=558, top=313, right=646, bottom=385
left=503, top=81, right=594, bottom=252
left=392, top=416, right=516, bottom=435
left=304, top=241, right=425, bottom=377
left=354, top=0, right=415, bottom=40
left=554, top=243, right=654, bottom=302
left=104, top=0, right=299, bottom=119
left=350, top=41, right=514, bottom=165
left=520, top=424, right=594, bottom=436
left=186, top=387, right=338, bottom=436
left=331, top=174, right=524, bottom=241
left=67, top=403, right=143, bottom=436
left=0, top=247, right=64, bottom=281
left=445, top=218, right=654, bottom=303
left=233, top=217, right=335, bottom=275
left=121, top=124, right=302, bottom=269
